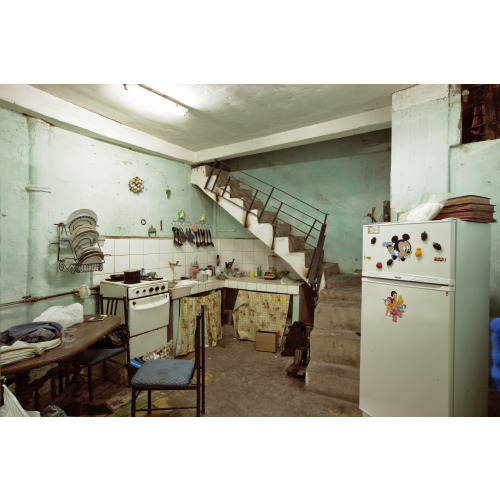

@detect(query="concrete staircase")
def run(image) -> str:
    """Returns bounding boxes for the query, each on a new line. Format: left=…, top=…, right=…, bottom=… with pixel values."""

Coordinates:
left=191, top=164, right=329, bottom=290
left=305, top=274, right=362, bottom=410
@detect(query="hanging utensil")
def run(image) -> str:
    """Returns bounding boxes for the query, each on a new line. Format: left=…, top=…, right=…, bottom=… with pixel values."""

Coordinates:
left=195, top=230, right=200, bottom=248
left=201, top=229, right=206, bottom=246
left=208, top=229, right=214, bottom=246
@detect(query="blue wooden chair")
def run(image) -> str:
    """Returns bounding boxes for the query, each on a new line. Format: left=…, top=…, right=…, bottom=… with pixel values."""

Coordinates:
left=131, top=305, right=206, bottom=416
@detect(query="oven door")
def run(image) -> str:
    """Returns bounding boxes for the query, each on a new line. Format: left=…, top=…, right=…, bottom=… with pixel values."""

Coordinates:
left=128, top=293, right=170, bottom=358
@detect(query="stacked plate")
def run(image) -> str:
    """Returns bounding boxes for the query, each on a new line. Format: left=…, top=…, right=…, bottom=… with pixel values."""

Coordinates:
left=66, top=209, right=104, bottom=265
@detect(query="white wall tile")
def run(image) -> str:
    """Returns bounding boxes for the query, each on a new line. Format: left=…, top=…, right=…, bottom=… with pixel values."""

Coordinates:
left=162, top=238, right=176, bottom=253
left=102, top=255, right=114, bottom=274
left=114, top=239, right=129, bottom=256
left=129, top=254, right=144, bottom=269
left=232, top=251, right=243, bottom=268
left=159, top=267, right=172, bottom=280
left=130, top=238, right=144, bottom=254
left=257, top=283, right=267, bottom=292
left=220, top=239, right=232, bottom=251
left=242, top=251, right=254, bottom=264
left=144, top=253, right=160, bottom=269
left=144, top=238, right=160, bottom=254
left=247, top=282, right=257, bottom=291
left=267, top=284, right=278, bottom=293
left=233, top=239, right=244, bottom=251
left=160, top=252, right=173, bottom=268
left=100, top=238, right=114, bottom=256
left=115, top=255, right=130, bottom=272
left=173, top=253, right=186, bottom=267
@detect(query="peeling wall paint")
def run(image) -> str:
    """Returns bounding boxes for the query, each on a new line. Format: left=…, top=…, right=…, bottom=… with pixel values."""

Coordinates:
left=0, top=107, right=248, bottom=329
left=391, top=84, right=499, bottom=315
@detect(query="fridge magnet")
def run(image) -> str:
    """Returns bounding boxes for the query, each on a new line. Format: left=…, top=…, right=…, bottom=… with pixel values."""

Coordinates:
left=178, top=210, right=185, bottom=220
left=382, top=234, right=412, bottom=261
left=384, top=291, right=407, bottom=323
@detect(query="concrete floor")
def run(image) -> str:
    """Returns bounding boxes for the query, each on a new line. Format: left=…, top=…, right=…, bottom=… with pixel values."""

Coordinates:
left=57, top=325, right=362, bottom=417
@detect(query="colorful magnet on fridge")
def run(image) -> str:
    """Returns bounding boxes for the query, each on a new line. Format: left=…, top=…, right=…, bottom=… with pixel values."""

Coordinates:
left=421, top=231, right=428, bottom=241
left=433, top=242, right=442, bottom=250
left=386, top=259, right=393, bottom=266
left=415, top=247, right=422, bottom=257
left=371, top=237, right=377, bottom=244
left=376, top=262, right=383, bottom=269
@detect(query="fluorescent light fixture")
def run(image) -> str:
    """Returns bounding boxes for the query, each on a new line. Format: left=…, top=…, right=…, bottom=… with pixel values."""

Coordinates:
left=123, top=84, right=188, bottom=117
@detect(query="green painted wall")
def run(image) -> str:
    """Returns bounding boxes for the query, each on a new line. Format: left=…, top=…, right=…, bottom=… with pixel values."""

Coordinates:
left=0, top=107, right=247, bottom=330
left=450, top=140, right=500, bottom=316
left=390, top=85, right=499, bottom=316
left=224, top=130, right=392, bottom=273
left=391, top=87, right=462, bottom=214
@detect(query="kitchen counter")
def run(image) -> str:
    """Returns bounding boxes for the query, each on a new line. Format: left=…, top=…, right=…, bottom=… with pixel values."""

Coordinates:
left=169, top=277, right=308, bottom=349
left=169, top=276, right=303, bottom=300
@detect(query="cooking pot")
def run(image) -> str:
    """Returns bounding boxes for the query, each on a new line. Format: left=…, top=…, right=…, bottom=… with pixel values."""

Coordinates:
left=124, top=269, right=141, bottom=284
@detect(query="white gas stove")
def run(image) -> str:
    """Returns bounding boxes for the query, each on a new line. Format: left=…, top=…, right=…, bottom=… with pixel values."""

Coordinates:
left=100, top=278, right=170, bottom=359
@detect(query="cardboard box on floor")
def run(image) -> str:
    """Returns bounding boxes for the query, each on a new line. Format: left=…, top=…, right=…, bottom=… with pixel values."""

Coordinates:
left=255, top=330, right=280, bottom=353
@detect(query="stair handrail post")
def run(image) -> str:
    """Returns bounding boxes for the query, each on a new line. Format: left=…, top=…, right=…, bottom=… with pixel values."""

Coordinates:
left=244, top=189, right=260, bottom=228
left=307, top=221, right=327, bottom=302
left=304, top=219, right=317, bottom=244
left=205, top=160, right=218, bottom=191
left=259, top=187, right=275, bottom=219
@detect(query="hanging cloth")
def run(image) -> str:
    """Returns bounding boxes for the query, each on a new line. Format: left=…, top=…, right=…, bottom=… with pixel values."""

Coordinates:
left=176, top=290, right=221, bottom=356
left=233, top=290, right=290, bottom=342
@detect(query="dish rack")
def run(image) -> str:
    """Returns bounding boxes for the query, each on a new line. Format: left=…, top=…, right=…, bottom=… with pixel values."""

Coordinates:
left=53, top=223, right=105, bottom=273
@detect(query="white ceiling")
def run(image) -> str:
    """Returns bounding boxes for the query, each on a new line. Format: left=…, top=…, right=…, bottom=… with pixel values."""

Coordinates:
left=0, top=84, right=415, bottom=163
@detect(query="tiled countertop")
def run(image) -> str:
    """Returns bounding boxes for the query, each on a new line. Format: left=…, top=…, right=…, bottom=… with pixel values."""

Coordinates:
left=169, top=276, right=303, bottom=300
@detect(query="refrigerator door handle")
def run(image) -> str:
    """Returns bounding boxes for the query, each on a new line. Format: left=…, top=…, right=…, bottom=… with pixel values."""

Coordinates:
left=362, top=277, right=454, bottom=292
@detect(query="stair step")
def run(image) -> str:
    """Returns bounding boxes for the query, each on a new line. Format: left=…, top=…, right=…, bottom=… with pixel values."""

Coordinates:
left=309, top=327, right=360, bottom=366
left=323, top=262, right=340, bottom=280
left=314, top=300, right=361, bottom=332
left=305, top=360, right=360, bottom=403
left=288, top=235, right=306, bottom=252
left=320, top=286, right=361, bottom=303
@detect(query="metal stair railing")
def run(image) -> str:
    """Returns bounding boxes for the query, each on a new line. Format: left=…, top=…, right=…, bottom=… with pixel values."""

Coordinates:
left=200, top=160, right=328, bottom=297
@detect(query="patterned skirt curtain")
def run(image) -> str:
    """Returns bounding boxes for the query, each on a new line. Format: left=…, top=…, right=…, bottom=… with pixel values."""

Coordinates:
left=176, top=290, right=221, bottom=356
left=233, top=290, right=290, bottom=342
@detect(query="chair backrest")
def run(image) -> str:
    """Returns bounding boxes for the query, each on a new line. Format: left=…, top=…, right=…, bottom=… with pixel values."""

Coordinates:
left=99, top=295, right=128, bottom=327
left=195, top=304, right=206, bottom=372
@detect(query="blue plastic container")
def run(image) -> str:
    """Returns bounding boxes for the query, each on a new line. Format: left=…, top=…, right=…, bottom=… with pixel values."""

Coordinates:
left=490, top=318, right=500, bottom=390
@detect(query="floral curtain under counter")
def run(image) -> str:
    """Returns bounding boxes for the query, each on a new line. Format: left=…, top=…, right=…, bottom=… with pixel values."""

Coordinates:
left=233, top=291, right=290, bottom=342
left=176, top=290, right=221, bottom=356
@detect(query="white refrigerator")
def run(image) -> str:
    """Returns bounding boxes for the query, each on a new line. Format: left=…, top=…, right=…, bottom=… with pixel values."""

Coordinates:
left=359, top=219, right=491, bottom=417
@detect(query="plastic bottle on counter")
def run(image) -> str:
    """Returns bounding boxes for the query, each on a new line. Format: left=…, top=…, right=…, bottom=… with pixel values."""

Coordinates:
left=192, top=263, right=198, bottom=280
left=234, top=268, right=240, bottom=278
left=206, top=265, right=213, bottom=277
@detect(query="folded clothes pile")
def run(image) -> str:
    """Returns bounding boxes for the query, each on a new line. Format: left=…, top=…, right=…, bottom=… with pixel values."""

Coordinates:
left=1, top=339, right=61, bottom=366
left=1, top=321, right=62, bottom=346
left=0, top=321, right=63, bottom=366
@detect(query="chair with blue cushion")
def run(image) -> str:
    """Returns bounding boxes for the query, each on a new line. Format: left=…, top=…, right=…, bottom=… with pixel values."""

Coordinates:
left=81, top=295, right=131, bottom=402
left=131, top=305, right=206, bottom=417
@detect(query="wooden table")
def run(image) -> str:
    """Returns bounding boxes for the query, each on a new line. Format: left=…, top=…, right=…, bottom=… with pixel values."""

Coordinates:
left=2, top=315, right=121, bottom=413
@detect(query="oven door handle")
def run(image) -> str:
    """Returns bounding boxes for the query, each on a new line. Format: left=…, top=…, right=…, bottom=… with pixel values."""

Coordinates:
left=130, top=295, right=169, bottom=309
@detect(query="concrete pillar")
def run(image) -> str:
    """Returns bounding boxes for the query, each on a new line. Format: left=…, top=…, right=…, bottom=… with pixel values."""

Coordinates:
left=26, top=117, right=53, bottom=318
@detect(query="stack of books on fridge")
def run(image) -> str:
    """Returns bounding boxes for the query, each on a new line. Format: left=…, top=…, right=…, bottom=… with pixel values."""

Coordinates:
left=434, top=195, right=496, bottom=223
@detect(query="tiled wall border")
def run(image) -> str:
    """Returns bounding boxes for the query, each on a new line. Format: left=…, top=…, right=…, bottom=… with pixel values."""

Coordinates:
left=93, top=236, right=300, bottom=285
